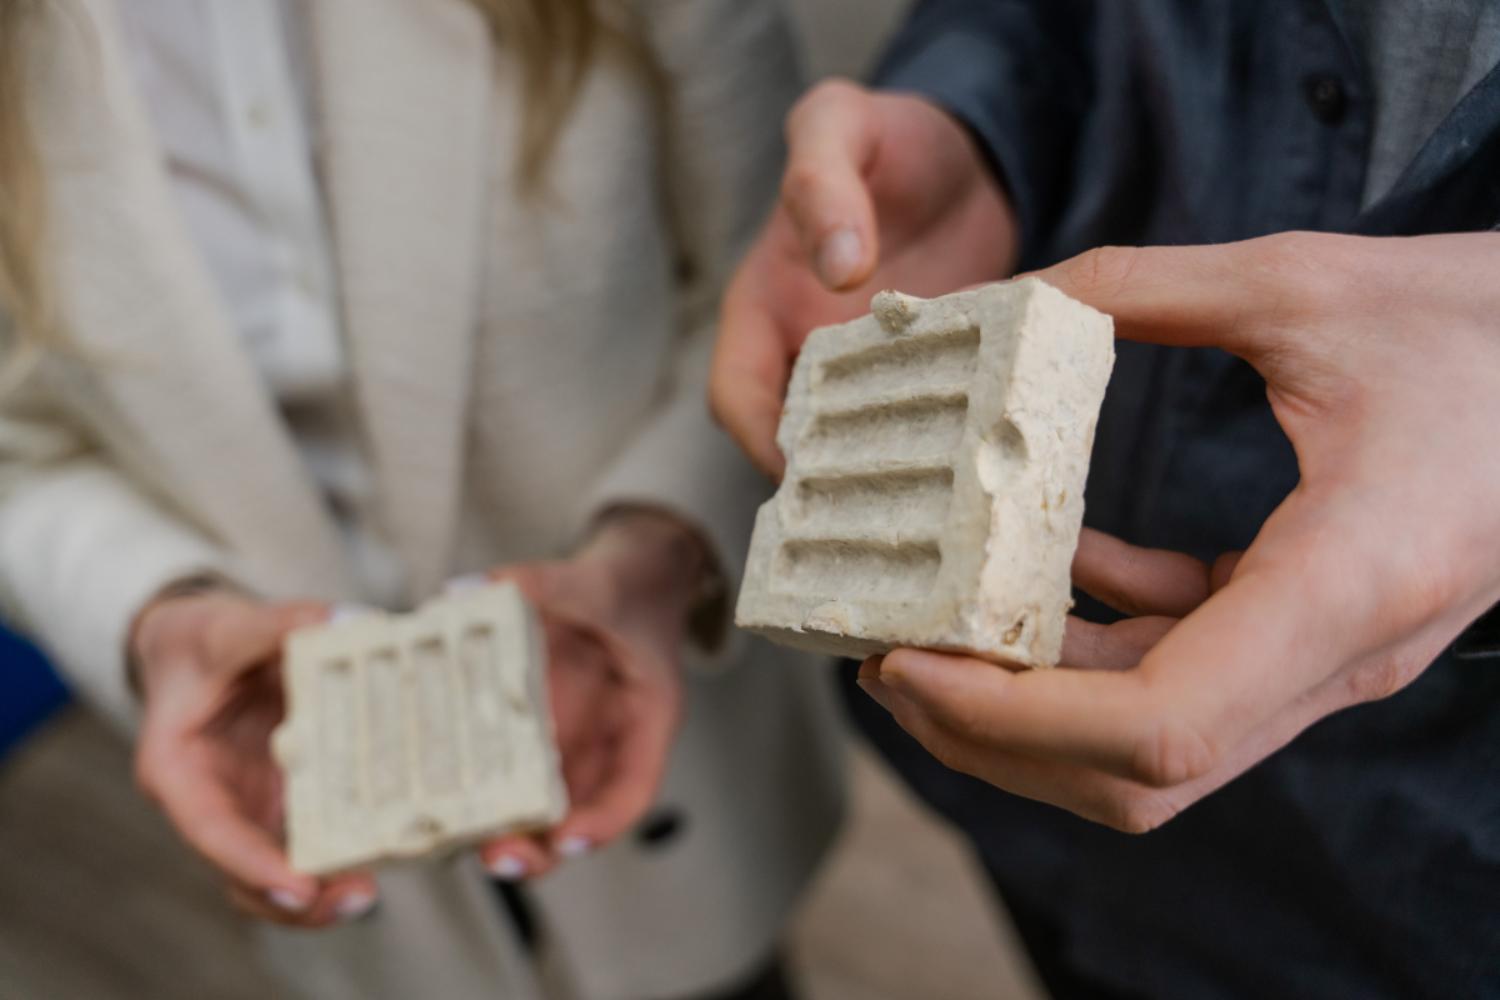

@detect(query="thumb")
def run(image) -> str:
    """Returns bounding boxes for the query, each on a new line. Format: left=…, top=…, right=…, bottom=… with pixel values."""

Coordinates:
left=781, top=80, right=881, bottom=290
left=489, top=563, right=573, bottom=615
left=203, top=600, right=327, bottom=672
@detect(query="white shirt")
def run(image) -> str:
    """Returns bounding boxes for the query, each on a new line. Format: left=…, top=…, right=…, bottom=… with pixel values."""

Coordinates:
left=118, top=0, right=409, bottom=608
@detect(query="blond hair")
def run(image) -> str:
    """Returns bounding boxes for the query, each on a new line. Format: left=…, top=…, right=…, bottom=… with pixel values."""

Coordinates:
left=0, top=0, right=53, bottom=381
left=0, top=0, right=642, bottom=378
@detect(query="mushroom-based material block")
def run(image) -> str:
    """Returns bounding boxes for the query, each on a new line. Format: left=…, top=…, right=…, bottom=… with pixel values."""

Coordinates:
left=273, top=584, right=566, bottom=875
left=736, top=280, right=1115, bottom=668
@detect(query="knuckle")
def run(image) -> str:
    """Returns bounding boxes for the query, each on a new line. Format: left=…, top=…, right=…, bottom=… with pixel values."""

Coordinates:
left=1396, top=559, right=1463, bottom=631
left=1069, top=245, right=1141, bottom=300
left=944, top=694, right=994, bottom=740
left=1244, top=231, right=1350, bottom=317
left=1344, top=656, right=1414, bottom=705
left=1129, top=715, right=1220, bottom=788
left=928, top=740, right=964, bottom=774
left=778, top=162, right=825, bottom=221
left=791, top=77, right=863, bottom=125
left=913, top=725, right=964, bottom=773
left=1104, top=792, right=1180, bottom=835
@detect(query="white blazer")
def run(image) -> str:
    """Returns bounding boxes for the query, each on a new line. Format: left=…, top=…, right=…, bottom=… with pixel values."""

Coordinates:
left=0, top=2, right=846, bottom=997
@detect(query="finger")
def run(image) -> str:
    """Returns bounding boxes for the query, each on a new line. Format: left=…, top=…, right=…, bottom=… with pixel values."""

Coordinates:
left=855, top=675, right=1186, bottom=832
left=878, top=565, right=1347, bottom=787
left=1211, top=550, right=1244, bottom=592
left=710, top=269, right=793, bottom=480
left=477, top=834, right=557, bottom=882
left=1061, top=615, right=1179, bottom=671
left=1072, top=528, right=1212, bottom=618
left=862, top=648, right=1356, bottom=833
left=142, top=751, right=316, bottom=906
left=548, top=683, right=678, bottom=856
left=293, top=872, right=378, bottom=927
left=488, top=563, right=564, bottom=605
left=781, top=80, right=881, bottom=289
left=203, top=601, right=327, bottom=672
left=227, top=871, right=377, bottom=928
left=228, top=882, right=311, bottom=926
left=1024, top=235, right=1352, bottom=363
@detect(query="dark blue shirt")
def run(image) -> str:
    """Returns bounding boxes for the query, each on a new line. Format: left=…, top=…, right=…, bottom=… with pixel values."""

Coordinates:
left=865, top=3, right=1500, bottom=996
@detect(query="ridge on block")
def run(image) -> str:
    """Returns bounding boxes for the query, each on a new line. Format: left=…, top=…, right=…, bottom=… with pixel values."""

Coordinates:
left=273, top=583, right=566, bottom=875
left=736, top=279, right=1115, bottom=669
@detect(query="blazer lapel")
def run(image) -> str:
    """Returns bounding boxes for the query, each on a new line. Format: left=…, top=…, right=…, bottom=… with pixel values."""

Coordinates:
left=37, top=0, right=352, bottom=599
left=310, top=0, right=493, bottom=601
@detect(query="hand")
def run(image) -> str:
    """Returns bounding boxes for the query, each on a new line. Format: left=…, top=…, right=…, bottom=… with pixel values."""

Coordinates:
left=859, top=232, right=1500, bottom=832
left=476, top=509, right=711, bottom=879
left=710, top=80, right=1019, bottom=477
left=131, top=590, right=377, bottom=926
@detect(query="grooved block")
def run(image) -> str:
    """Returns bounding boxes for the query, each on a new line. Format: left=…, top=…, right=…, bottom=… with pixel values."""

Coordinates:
left=273, top=583, right=566, bottom=875
left=736, top=279, right=1115, bottom=668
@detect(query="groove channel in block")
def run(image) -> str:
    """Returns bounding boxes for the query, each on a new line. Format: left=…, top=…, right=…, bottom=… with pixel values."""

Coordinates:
left=799, top=391, right=970, bottom=466
left=366, top=650, right=407, bottom=806
left=318, top=660, right=360, bottom=827
left=790, top=465, right=956, bottom=538
left=815, top=325, right=980, bottom=405
left=414, top=637, right=461, bottom=797
left=459, top=626, right=509, bottom=774
left=773, top=539, right=942, bottom=601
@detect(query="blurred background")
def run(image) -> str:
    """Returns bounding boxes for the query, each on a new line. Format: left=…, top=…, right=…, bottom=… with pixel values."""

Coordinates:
left=0, top=3, right=1046, bottom=998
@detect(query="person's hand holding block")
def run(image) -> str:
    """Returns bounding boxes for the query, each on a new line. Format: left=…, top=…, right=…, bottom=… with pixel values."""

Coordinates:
left=273, top=584, right=566, bottom=876
left=737, top=281, right=1114, bottom=668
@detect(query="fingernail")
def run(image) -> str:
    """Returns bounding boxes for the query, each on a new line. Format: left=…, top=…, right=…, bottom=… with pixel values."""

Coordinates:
left=329, top=602, right=378, bottom=624
left=267, top=888, right=312, bottom=913
left=816, top=228, right=863, bottom=288
left=488, top=855, right=527, bottom=881
left=556, top=835, right=592, bottom=859
left=443, top=574, right=489, bottom=596
left=335, top=890, right=377, bottom=921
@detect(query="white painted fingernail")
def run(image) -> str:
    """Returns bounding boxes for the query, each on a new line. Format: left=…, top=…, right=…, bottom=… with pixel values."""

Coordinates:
left=556, top=836, right=592, bottom=859
left=267, top=888, right=311, bottom=912
left=816, top=228, right=863, bottom=288
left=489, top=855, right=527, bottom=881
left=336, top=890, right=377, bottom=921
left=330, top=602, right=378, bottom=624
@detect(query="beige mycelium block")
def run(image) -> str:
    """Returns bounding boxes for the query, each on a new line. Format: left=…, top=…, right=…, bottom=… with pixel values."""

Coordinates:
left=273, top=583, right=566, bottom=875
left=736, top=279, right=1115, bottom=669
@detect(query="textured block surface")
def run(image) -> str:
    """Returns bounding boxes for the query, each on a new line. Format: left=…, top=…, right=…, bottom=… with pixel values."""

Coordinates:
left=736, top=280, right=1114, bottom=668
left=273, top=584, right=566, bottom=875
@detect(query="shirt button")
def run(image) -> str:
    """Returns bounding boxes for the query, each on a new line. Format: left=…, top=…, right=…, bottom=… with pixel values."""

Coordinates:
left=1303, top=74, right=1348, bottom=124
left=636, top=807, right=686, bottom=849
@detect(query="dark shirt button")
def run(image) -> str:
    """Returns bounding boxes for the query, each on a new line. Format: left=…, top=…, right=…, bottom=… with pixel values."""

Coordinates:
left=636, top=808, right=686, bottom=848
left=1303, top=74, right=1348, bottom=124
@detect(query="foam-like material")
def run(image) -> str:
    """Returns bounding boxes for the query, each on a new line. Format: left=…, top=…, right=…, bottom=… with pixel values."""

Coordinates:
left=273, top=583, right=566, bottom=875
left=736, top=280, right=1114, bottom=668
